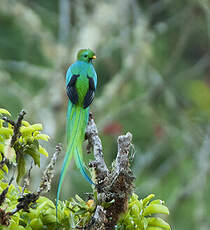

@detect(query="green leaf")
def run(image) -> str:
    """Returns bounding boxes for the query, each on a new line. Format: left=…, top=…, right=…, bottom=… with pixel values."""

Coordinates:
left=34, top=134, right=50, bottom=141
left=33, top=131, right=40, bottom=137
left=23, top=143, right=40, bottom=167
left=147, top=227, right=165, bottom=230
left=20, top=126, right=34, bottom=136
left=39, top=145, right=48, bottom=157
left=38, top=196, right=55, bottom=209
left=0, top=134, right=4, bottom=141
left=75, top=208, right=88, bottom=215
left=31, top=124, right=43, bottom=131
left=0, top=169, right=4, bottom=180
left=2, top=164, right=8, bottom=173
left=0, top=181, right=8, bottom=190
left=0, top=108, right=11, bottom=116
left=148, top=217, right=171, bottom=229
left=143, top=194, right=155, bottom=207
left=0, top=119, right=4, bottom=128
left=29, top=218, right=43, bottom=230
left=150, top=199, right=164, bottom=205
left=0, top=127, right=13, bottom=137
left=42, top=213, right=56, bottom=224
left=144, top=204, right=169, bottom=216
left=17, top=154, right=26, bottom=184
left=8, top=221, right=19, bottom=229
left=22, top=120, right=30, bottom=127
left=0, top=144, right=4, bottom=154
left=45, top=206, right=56, bottom=215
left=75, top=194, right=87, bottom=206
left=25, top=227, right=32, bottom=230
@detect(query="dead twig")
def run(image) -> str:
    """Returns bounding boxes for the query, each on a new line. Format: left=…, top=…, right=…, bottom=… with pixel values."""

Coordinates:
left=37, top=144, right=62, bottom=195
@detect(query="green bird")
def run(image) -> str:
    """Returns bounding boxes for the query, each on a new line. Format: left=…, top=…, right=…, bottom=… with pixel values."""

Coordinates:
left=56, top=49, right=97, bottom=217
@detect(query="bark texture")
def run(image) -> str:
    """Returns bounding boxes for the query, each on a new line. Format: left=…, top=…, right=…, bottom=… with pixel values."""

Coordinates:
left=85, top=114, right=134, bottom=230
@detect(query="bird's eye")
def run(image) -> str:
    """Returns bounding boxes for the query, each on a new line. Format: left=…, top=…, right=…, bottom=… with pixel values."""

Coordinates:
left=84, top=55, right=88, bottom=58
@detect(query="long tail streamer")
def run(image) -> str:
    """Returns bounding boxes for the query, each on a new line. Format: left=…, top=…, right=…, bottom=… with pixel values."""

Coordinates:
left=56, top=103, right=93, bottom=219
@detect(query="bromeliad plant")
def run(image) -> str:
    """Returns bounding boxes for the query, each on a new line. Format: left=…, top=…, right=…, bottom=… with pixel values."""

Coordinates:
left=117, top=193, right=170, bottom=230
left=0, top=108, right=171, bottom=230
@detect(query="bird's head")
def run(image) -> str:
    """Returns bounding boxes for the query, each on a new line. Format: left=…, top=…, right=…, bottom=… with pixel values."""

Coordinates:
left=77, top=49, right=96, bottom=63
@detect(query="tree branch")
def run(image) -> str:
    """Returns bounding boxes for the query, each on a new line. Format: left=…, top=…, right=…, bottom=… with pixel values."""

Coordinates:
left=86, top=113, right=109, bottom=182
left=86, top=115, right=134, bottom=230
left=8, top=144, right=61, bottom=216
left=2, top=110, right=26, bottom=147
left=37, top=144, right=62, bottom=195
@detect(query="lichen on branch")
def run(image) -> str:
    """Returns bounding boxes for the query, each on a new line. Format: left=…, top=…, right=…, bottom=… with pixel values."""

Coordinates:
left=85, top=114, right=135, bottom=229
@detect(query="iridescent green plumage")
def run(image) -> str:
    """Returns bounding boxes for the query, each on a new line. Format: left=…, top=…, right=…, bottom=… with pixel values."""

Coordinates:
left=56, top=49, right=97, bottom=218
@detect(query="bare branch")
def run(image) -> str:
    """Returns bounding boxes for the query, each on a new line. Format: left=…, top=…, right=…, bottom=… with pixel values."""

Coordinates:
left=37, top=144, right=62, bottom=195
left=116, top=132, right=132, bottom=173
left=85, top=115, right=134, bottom=229
left=86, top=113, right=109, bottom=181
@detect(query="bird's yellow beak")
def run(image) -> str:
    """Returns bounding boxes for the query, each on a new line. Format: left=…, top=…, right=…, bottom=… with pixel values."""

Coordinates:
left=92, top=55, right=96, bottom=59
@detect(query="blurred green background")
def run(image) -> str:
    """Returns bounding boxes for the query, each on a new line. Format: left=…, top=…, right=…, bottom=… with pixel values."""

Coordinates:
left=0, top=0, right=210, bottom=229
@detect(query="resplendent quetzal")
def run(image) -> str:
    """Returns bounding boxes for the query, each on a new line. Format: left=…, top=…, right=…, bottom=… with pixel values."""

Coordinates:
left=56, top=49, right=97, bottom=216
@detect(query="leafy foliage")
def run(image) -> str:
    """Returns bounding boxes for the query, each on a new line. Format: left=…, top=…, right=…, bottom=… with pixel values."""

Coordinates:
left=0, top=108, right=170, bottom=229
left=117, top=194, right=170, bottom=230
left=0, top=108, right=49, bottom=184
left=0, top=180, right=170, bottom=230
